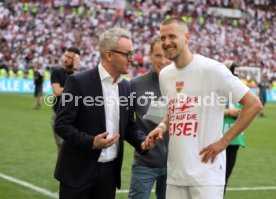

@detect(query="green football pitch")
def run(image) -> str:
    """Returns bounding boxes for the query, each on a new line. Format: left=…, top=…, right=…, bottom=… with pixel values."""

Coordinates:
left=0, top=93, right=275, bottom=199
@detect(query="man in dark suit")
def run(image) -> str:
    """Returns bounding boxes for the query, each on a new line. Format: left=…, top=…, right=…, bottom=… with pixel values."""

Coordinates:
left=54, top=27, right=154, bottom=199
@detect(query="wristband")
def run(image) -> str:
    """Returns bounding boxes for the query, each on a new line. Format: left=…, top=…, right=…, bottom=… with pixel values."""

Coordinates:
left=157, top=122, right=167, bottom=132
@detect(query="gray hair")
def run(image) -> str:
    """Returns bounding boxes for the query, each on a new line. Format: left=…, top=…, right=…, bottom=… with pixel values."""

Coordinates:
left=99, top=27, right=132, bottom=57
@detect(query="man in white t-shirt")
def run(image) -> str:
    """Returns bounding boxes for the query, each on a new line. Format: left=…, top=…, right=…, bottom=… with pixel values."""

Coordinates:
left=147, top=17, right=263, bottom=199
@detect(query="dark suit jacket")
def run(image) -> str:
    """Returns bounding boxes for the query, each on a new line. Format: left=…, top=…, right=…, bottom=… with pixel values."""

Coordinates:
left=54, top=67, right=146, bottom=189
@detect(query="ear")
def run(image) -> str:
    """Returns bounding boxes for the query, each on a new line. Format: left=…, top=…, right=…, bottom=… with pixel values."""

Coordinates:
left=185, top=32, right=191, bottom=41
left=104, top=50, right=112, bottom=61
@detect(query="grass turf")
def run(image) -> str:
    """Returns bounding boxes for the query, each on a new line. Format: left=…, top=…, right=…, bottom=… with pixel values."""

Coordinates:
left=0, top=93, right=275, bottom=199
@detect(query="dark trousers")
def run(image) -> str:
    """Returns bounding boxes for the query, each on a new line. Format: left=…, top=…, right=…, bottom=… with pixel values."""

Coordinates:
left=59, top=161, right=117, bottom=199
left=224, top=145, right=240, bottom=193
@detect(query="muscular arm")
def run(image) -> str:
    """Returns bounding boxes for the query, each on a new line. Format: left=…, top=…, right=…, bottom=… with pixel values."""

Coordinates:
left=161, top=113, right=169, bottom=126
left=224, top=108, right=240, bottom=118
left=221, top=91, right=263, bottom=145
left=200, top=91, right=263, bottom=163
left=147, top=113, right=169, bottom=141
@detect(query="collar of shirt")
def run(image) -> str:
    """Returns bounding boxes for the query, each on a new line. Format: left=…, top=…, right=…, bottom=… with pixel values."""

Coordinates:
left=150, top=70, right=159, bottom=82
left=98, top=62, right=122, bottom=85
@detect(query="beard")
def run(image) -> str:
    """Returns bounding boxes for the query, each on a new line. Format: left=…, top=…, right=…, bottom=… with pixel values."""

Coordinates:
left=166, top=52, right=178, bottom=61
left=65, top=64, right=73, bottom=70
left=163, top=47, right=178, bottom=61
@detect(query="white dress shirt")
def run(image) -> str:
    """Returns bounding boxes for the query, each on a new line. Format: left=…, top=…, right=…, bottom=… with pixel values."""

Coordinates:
left=98, top=63, right=121, bottom=163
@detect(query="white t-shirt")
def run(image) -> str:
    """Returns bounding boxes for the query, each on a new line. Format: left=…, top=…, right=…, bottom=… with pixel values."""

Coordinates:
left=159, top=54, right=249, bottom=186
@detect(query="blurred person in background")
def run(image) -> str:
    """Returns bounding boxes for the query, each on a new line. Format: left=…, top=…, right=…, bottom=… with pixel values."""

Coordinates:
left=257, top=75, right=271, bottom=117
left=222, top=60, right=245, bottom=193
left=50, top=47, right=80, bottom=155
left=8, top=66, right=14, bottom=78
left=33, top=64, right=44, bottom=109
left=128, top=36, right=171, bottom=199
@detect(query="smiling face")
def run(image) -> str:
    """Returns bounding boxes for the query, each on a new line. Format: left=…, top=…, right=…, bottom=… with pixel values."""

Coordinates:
left=150, top=41, right=171, bottom=75
left=109, top=37, right=134, bottom=76
left=160, top=22, right=190, bottom=63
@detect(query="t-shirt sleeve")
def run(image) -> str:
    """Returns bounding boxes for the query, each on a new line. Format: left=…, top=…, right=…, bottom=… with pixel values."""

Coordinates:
left=215, top=63, right=249, bottom=104
left=51, top=68, right=60, bottom=84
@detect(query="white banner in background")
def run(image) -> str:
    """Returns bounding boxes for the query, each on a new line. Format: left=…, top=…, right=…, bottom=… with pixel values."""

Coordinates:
left=0, top=78, right=52, bottom=93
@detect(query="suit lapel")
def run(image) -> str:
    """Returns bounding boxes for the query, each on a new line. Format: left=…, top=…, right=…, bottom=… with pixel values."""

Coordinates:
left=118, top=80, right=128, bottom=135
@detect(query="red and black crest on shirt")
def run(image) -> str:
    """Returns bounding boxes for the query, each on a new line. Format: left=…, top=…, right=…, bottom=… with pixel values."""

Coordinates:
left=176, top=81, right=184, bottom=93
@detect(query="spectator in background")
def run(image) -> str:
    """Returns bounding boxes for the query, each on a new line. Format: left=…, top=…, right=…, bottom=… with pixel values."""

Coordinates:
left=0, top=67, right=7, bottom=78
left=0, top=2, right=275, bottom=75
left=258, top=75, right=271, bottom=117
left=222, top=60, right=245, bottom=193
left=50, top=47, right=80, bottom=155
left=8, top=66, right=14, bottom=78
left=33, top=65, right=44, bottom=109
left=147, top=17, right=263, bottom=199
left=128, top=36, right=171, bottom=199
left=16, top=68, right=24, bottom=79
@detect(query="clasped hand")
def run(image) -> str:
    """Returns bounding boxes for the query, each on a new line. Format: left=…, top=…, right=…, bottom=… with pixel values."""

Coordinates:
left=92, top=127, right=165, bottom=151
left=141, top=126, right=165, bottom=150
left=143, top=126, right=229, bottom=163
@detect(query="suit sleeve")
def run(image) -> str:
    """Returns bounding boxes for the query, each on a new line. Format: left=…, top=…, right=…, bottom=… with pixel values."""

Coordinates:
left=124, top=82, right=147, bottom=153
left=124, top=106, right=147, bottom=153
left=129, top=79, right=137, bottom=112
left=54, top=75, right=94, bottom=150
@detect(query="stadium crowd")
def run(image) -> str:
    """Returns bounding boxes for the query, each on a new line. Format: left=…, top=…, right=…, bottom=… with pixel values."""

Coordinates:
left=0, top=0, right=275, bottom=79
